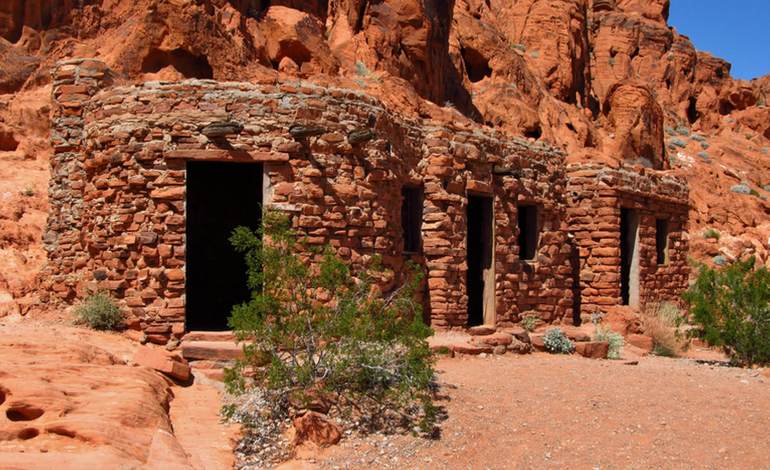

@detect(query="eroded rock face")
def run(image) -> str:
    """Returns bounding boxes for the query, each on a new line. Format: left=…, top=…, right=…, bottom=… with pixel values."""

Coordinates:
left=604, top=81, right=666, bottom=168
left=0, top=324, right=188, bottom=468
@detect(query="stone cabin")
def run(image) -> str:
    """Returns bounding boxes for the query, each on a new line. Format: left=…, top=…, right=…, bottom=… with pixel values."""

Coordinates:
left=42, top=59, right=690, bottom=343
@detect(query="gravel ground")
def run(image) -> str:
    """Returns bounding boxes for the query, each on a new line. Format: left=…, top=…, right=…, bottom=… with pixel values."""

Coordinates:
left=288, top=353, right=770, bottom=470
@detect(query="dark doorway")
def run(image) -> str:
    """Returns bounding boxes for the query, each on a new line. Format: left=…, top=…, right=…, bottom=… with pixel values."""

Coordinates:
left=620, top=208, right=640, bottom=307
left=186, top=161, right=262, bottom=331
left=467, top=195, right=494, bottom=327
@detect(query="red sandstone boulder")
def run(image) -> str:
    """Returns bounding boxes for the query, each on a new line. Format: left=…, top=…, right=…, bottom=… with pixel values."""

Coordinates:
left=292, top=411, right=342, bottom=447
left=530, top=334, right=546, bottom=352
left=560, top=325, right=592, bottom=342
left=627, top=334, right=654, bottom=354
left=471, top=332, right=513, bottom=347
left=507, top=337, right=533, bottom=355
left=575, top=341, right=610, bottom=359
left=133, top=346, right=191, bottom=382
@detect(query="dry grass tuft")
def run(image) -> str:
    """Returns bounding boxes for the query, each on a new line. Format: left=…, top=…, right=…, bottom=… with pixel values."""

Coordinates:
left=641, top=302, right=687, bottom=357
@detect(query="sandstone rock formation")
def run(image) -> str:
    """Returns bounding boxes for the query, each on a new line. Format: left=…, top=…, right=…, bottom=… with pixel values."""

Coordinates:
left=0, top=321, right=236, bottom=468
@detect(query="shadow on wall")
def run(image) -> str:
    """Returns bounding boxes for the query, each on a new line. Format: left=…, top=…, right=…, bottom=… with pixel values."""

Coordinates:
left=141, top=49, right=213, bottom=79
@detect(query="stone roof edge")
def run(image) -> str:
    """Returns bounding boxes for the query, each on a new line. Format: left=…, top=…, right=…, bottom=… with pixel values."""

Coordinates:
left=85, top=75, right=566, bottom=162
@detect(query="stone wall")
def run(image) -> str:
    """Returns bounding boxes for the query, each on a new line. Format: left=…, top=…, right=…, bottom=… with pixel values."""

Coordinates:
left=44, top=59, right=114, bottom=302
left=566, top=164, right=690, bottom=316
left=43, top=59, right=578, bottom=341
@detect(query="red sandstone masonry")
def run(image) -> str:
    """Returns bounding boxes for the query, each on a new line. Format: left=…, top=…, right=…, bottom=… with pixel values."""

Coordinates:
left=42, top=59, right=690, bottom=342
left=566, top=163, right=690, bottom=316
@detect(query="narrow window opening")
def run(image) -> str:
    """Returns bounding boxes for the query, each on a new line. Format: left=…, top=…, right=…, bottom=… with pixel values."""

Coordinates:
left=518, top=205, right=539, bottom=261
left=401, top=186, right=423, bottom=253
left=655, top=218, right=670, bottom=265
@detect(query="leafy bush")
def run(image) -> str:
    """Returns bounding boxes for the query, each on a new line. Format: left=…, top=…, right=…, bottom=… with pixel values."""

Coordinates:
left=683, top=257, right=770, bottom=366
left=675, top=125, right=691, bottom=136
left=543, top=328, right=574, bottom=354
left=594, top=326, right=624, bottom=359
left=521, top=315, right=537, bottom=332
left=703, top=228, right=720, bottom=240
left=226, top=210, right=437, bottom=436
left=642, top=302, right=685, bottom=357
left=74, top=291, right=123, bottom=330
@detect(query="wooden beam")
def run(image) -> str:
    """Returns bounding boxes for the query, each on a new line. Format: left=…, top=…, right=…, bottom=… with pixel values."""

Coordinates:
left=164, top=149, right=290, bottom=162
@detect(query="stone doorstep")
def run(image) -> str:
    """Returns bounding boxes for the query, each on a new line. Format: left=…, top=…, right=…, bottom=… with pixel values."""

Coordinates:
left=468, top=325, right=497, bottom=336
left=180, top=341, right=245, bottom=362
left=470, top=332, right=513, bottom=347
left=182, top=331, right=237, bottom=342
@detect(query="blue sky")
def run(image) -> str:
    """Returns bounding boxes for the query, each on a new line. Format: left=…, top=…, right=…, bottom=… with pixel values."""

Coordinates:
left=668, top=0, right=770, bottom=80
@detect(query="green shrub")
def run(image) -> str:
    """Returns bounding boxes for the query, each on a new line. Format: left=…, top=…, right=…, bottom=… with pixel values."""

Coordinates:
left=226, top=210, right=437, bottom=435
left=74, top=292, right=123, bottom=330
left=703, top=228, right=720, bottom=240
left=593, top=326, right=624, bottom=359
left=683, top=257, right=770, bottom=366
left=543, top=328, right=574, bottom=354
left=521, top=315, right=537, bottom=332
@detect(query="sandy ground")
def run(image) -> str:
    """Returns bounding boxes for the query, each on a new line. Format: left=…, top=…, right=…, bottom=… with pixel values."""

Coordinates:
left=303, top=353, right=770, bottom=470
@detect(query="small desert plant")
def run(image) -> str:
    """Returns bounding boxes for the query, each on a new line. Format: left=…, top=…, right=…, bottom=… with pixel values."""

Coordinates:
left=543, top=328, right=574, bottom=354
left=683, top=257, right=770, bottom=366
left=703, top=228, right=720, bottom=240
left=20, top=187, right=34, bottom=197
left=675, top=125, right=690, bottom=136
left=642, top=302, right=685, bottom=357
left=521, top=315, right=538, bottom=332
left=226, top=210, right=437, bottom=436
left=75, top=291, right=123, bottom=330
left=354, top=61, right=381, bottom=83
left=594, top=326, right=624, bottom=359
left=670, top=138, right=687, bottom=148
